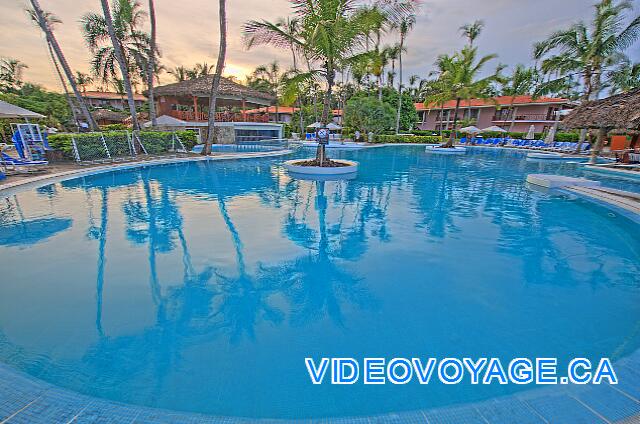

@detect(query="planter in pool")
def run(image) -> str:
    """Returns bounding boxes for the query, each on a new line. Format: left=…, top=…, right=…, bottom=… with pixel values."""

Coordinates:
left=283, top=159, right=358, bottom=177
left=424, top=145, right=466, bottom=154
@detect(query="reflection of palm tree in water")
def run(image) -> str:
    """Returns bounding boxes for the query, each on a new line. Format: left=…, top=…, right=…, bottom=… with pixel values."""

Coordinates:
left=265, top=180, right=377, bottom=326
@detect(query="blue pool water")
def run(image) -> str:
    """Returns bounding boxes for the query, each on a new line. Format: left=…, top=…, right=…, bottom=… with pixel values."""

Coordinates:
left=0, top=146, right=639, bottom=419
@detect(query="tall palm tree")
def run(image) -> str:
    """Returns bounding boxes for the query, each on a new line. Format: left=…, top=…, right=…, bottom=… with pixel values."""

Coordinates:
left=94, top=0, right=143, bottom=130
left=244, top=0, right=384, bottom=165
left=395, top=13, right=416, bottom=134
left=459, top=20, right=484, bottom=47
left=534, top=0, right=640, bottom=151
left=203, top=0, right=227, bottom=156
left=147, top=0, right=158, bottom=126
left=426, top=46, right=504, bottom=147
left=28, top=0, right=98, bottom=130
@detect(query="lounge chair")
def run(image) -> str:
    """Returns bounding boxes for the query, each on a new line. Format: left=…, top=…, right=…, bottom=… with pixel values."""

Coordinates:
left=1, top=153, right=48, bottom=173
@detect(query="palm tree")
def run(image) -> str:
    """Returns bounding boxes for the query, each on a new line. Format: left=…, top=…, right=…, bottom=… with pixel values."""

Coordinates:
left=606, top=60, right=640, bottom=94
left=187, top=63, right=215, bottom=79
left=92, top=0, right=142, bottom=130
left=394, top=13, right=416, bottom=134
left=244, top=0, right=384, bottom=165
left=75, top=71, right=94, bottom=92
left=534, top=0, right=640, bottom=151
left=147, top=0, right=158, bottom=127
left=501, top=64, right=539, bottom=131
left=252, top=61, right=283, bottom=122
left=203, top=0, right=227, bottom=156
left=0, top=58, right=27, bottom=92
left=168, top=65, right=188, bottom=81
left=426, top=46, right=504, bottom=147
left=84, top=0, right=153, bottom=129
left=28, top=0, right=98, bottom=130
left=459, top=20, right=484, bottom=47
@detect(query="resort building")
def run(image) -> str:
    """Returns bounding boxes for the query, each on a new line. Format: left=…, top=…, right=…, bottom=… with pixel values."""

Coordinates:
left=153, top=76, right=283, bottom=142
left=81, top=91, right=147, bottom=111
left=416, top=95, right=573, bottom=133
left=244, top=106, right=344, bottom=127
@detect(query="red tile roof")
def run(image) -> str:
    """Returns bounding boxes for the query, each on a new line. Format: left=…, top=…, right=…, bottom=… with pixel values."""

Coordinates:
left=417, top=95, right=569, bottom=110
left=82, top=91, right=147, bottom=101
left=245, top=106, right=343, bottom=115
left=245, top=106, right=298, bottom=114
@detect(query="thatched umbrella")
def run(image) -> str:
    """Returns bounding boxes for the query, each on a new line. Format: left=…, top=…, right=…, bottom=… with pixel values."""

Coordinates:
left=562, top=89, right=640, bottom=163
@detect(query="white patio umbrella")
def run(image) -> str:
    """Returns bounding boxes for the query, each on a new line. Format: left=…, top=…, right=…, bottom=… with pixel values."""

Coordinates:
left=307, top=122, right=323, bottom=128
left=0, top=100, right=44, bottom=119
left=481, top=125, right=507, bottom=133
left=326, top=122, right=342, bottom=130
left=524, top=125, right=536, bottom=140
left=459, top=125, right=481, bottom=134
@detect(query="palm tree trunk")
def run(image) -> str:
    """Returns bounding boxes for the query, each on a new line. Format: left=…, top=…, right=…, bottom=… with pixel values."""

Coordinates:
left=395, top=36, right=404, bottom=134
left=47, top=42, right=80, bottom=130
left=203, top=0, right=227, bottom=155
left=147, top=0, right=157, bottom=127
left=317, top=62, right=334, bottom=166
left=589, top=127, right=607, bottom=164
left=29, top=0, right=98, bottom=131
left=290, top=45, right=305, bottom=135
left=99, top=0, right=140, bottom=131
left=447, top=97, right=461, bottom=147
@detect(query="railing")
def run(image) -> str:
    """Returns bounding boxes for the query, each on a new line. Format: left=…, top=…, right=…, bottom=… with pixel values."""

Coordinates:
left=492, top=114, right=555, bottom=122
left=169, top=110, right=270, bottom=123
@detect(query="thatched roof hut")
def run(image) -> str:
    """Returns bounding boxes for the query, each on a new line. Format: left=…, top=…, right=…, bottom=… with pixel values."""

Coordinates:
left=154, top=76, right=274, bottom=105
left=92, top=109, right=126, bottom=124
left=562, top=89, right=640, bottom=130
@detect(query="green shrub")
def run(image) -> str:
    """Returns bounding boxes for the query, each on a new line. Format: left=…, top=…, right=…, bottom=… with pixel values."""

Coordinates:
left=373, top=134, right=443, bottom=144
left=174, top=130, right=198, bottom=150
left=100, top=124, right=127, bottom=131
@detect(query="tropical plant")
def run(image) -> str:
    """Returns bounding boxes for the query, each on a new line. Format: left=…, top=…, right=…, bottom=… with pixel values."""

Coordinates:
left=75, top=71, right=94, bottom=92
left=28, top=0, right=98, bottom=130
left=251, top=61, right=285, bottom=122
left=98, top=0, right=144, bottom=130
left=244, top=0, right=386, bottom=165
left=168, top=65, right=188, bottom=81
left=534, top=0, right=640, bottom=151
left=344, top=95, right=395, bottom=134
left=0, top=58, right=27, bottom=92
left=394, top=11, right=417, bottom=133
left=606, top=60, right=640, bottom=94
left=81, top=0, right=150, bottom=85
left=501, top=64, right=540, bottom=130
left=534, top=0, right=640, bottom=101
left=203, top=0, right=227, bottom=155
left=187, top=63, right=215, bottom=79
left=459, top=20, right=484, bottom=46
left=425, top=46, right=504, bottom=146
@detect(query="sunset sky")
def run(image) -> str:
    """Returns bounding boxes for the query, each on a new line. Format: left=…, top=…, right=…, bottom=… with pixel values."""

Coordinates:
left=1, top=0, right=639, bottom=92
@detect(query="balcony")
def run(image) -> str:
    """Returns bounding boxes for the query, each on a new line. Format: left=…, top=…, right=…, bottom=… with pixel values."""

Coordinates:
left=169, top=110, right=270, bottom=123
left=492, top=113, right=555, bottom=122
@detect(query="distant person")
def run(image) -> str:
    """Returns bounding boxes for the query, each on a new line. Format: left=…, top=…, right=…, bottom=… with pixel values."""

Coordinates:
left=354, top=130, right=361, bottom=142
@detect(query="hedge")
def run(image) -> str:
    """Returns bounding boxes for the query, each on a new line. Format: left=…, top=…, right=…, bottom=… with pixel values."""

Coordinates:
left=48, top=130, right=198, bottom=159
left=373, top=134, right=443, bottom=144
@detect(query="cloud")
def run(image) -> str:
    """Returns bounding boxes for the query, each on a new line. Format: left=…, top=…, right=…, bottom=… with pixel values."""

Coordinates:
left=1, top=0, right=638, bottom=91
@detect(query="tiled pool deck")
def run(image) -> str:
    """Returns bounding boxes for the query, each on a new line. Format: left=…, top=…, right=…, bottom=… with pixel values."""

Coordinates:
left=1, top=350, right=639, bottom=423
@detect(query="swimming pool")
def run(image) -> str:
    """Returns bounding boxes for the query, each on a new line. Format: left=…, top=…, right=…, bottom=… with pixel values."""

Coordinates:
left=0, top=145, right=638, bottom=419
